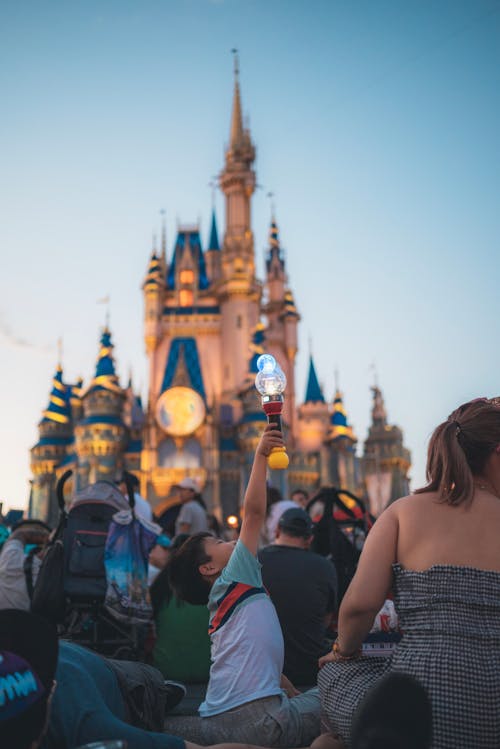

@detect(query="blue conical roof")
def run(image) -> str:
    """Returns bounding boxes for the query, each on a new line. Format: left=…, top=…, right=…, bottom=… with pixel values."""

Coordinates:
left=40, top=365, right=71, bottom=425
left=304, top=357, right=325, bottom=403
left=143, top=251, right=163, bottom=291
left=330, top=389, right=356, bottom=442
left=86, top=328, right=122, bottom=395
left=207, top=210, right=220, bottom=251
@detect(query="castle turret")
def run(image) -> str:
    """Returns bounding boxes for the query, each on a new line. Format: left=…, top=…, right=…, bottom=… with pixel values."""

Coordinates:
left=296, top=357, right=330, bottom=452
left=324, top=388, right=358, bottom=493
left=205, top=209, right=221, bottom=284
left=30, top=364, right=73, bottom=524
left=74, top=327, right=127, bottom=486
left=217, top=54, right=261, bottom=394
left=143, top=239, right=165, bottom=355
left=363, top=385, right=411, bottom=516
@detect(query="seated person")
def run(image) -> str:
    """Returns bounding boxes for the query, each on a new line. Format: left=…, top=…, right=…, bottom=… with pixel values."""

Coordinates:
left=0, top=521, right=50, bottom=610
left=166, top=425, right=321, bottom=747
left=151, top=534, right=211, bottom=683
left=259, top=507, right=337, bottom=685
left=0, top=608, right=269, bottom=749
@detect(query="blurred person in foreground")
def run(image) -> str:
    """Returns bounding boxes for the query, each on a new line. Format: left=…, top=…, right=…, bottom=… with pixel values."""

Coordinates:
left=0, top=608, right=283, bottom=749
left=317, top=397, right=500, bottom=749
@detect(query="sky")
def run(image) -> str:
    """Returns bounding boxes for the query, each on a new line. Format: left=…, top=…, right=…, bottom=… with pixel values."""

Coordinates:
left=1, top=0, right=499, bottom=512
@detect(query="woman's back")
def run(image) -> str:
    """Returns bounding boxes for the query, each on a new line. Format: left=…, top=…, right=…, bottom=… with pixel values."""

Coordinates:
left=395, top=489, right=500, bottom=573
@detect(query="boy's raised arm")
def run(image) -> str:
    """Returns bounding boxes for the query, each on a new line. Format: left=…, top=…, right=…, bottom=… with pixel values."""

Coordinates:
left=239, top=424, right=284, bottom=555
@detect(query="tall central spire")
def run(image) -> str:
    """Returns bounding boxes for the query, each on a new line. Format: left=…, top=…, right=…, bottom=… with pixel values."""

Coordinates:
left=230, top=49, right=244, bottom=147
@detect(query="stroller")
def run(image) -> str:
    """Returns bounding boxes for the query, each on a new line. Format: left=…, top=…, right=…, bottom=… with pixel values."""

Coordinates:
left=308, top=487, right=373, bottom=605
left=32, top=471, right=156, bottom=659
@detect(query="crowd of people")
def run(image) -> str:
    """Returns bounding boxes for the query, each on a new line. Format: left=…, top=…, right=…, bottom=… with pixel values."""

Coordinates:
left=1, top=396, right=500, bottom=749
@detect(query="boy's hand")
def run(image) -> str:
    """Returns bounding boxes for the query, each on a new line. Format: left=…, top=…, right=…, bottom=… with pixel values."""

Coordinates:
left=256, top=424, right=284, bottom=457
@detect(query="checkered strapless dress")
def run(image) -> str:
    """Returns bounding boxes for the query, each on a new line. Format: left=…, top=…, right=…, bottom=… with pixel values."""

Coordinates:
left=318, top=564, right=500, bottom=749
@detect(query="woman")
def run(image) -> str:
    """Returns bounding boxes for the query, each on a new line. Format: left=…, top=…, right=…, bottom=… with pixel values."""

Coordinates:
left=317, top=397, right=500, bottom=749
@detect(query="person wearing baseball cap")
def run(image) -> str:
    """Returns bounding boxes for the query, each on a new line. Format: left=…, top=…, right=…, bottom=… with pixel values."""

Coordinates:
left=175, top=478, right=209, bottom=536
left=259, top=507, right=338, bottom=686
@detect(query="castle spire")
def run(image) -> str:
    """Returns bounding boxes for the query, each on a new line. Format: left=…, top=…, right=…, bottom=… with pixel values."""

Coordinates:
left=230, top=49, right=244, bottom=148
left=304, top=356, right=325, bottom=404
left=330, top=387, right=356, bottom=442
left=371, top=385, right=387, bottom=427
left=86, top=327, right=122, bottom=395
left=207, top=209, right=220, bottom=251
left=40, top=364, right=71, bottom=425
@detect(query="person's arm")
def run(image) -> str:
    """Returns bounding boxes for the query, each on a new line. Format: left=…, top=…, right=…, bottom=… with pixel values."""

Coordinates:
left=319, top=503, right=399, bottom=667
left=239, top=425, right=284, bottom=555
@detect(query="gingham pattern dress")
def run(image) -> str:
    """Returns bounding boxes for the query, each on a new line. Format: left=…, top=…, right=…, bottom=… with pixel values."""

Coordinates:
left=318, top=564, right=500, bottom=749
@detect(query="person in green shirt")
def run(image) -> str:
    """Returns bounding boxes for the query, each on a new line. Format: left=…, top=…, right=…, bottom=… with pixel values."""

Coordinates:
left=150, top=534, right=211, bottom=683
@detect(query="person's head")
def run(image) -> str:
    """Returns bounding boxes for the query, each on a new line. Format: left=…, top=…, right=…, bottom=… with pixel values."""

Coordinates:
left=351, top=673, right=432, bottom=749
left=178, top=477, right=198, bottom=504
left=168, top=532, right=236, bottom=604
left=416, top=397, right=500, bottom=506
left=275, top=507, right=314, bottom=549
left=291, top=488, right=309, bottom=509
left=116, top=470, right=139, bottom=497
left=0, top=610, right=58, bottom=749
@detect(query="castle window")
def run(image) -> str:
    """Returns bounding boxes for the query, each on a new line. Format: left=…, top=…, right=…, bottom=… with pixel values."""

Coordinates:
left=236, top=315, right=242, bottom=328
left=179, top=289, right=194, bottom=307
left=180, top=270, right=194, bottom=284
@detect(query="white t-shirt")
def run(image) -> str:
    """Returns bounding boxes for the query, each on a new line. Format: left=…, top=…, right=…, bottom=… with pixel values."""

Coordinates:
left=265, top=499, right=297, bottom=544
left=175, top=500, right=208, bottom=535
left=199, top=540, right=284, bottom=717
left=0, top=539, right=40, bottom=611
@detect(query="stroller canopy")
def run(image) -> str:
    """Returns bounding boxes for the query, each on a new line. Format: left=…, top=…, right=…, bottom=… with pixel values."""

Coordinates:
left=70, top=480, right=131, bottom=513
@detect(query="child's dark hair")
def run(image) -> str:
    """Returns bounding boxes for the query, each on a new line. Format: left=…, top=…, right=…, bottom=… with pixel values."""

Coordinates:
left=168, top=532, right=213, bottom=605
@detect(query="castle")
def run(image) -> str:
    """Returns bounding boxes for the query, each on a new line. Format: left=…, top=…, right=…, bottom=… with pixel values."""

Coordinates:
left=29, top=61, right=411, bottom=528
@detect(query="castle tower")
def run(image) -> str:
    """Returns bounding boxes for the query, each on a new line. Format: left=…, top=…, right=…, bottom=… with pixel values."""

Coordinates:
left=324, top=388, right=358, bottom=493
left=363, top=385, right=411, bottom=516
left=74, top=327, right=128, bottom=487
left=296, top=357, right=330, bottom=452
left=217, top=54, right=262, bottom=395
left=142, top=222, right=221, bottom=510
left=30, top=364, right=73, bottom=525
left=262, top=216, right=300, bottom=438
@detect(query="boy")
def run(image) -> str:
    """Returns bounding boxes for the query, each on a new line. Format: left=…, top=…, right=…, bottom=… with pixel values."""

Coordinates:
left=167, top=425, right=320, bottom=747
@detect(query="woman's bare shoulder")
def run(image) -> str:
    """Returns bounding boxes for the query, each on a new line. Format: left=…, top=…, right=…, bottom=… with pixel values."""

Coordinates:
left=385, top=491, right=440, bottom=516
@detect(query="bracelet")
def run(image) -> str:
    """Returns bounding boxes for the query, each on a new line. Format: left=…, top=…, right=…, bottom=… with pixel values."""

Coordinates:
left=332, top=638, right=362, bottom=661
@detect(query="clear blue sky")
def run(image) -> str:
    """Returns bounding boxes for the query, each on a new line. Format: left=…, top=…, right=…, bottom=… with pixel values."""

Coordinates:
left=1, top=0, right=499, bottom=511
